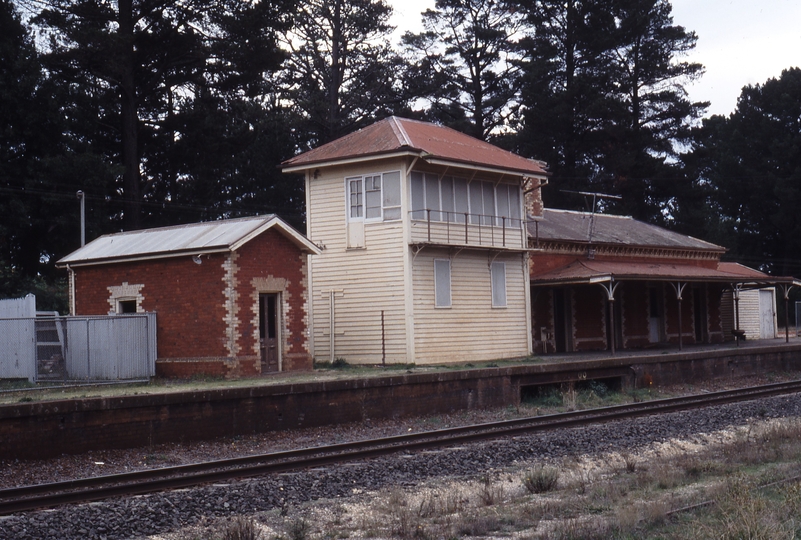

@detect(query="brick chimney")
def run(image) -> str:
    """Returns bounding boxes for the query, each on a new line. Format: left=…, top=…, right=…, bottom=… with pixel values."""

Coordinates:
left=523, top=177, right=546, bottom=218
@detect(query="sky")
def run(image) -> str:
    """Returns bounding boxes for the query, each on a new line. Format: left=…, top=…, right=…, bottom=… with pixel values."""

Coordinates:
left=389, top=0, right=801, bottom=118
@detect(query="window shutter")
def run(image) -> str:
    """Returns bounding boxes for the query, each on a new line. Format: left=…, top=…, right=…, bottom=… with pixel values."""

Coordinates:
left=491, top=261, right=506, bottom=307
left=435, top=259, right=452, bottom=308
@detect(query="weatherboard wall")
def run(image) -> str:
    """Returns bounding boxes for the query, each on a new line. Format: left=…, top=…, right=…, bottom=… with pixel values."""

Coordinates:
left=411, top=248, right=530, bottom=363
left=305, top=159, right=409, bottom=364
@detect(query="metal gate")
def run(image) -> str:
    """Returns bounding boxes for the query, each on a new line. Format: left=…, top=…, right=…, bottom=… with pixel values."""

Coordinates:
left=0, top=313, right=157, bottom=382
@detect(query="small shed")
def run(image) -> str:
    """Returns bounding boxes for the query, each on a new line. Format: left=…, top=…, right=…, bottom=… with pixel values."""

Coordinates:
left=721, top=288, right=778, bottom=340
left=57, top=215, right=320, bottom=378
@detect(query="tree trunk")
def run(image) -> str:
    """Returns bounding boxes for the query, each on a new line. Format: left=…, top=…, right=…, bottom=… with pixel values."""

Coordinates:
left=328, top=0, right=342, bottom=142
left=119, top=0, right=141, bottom=231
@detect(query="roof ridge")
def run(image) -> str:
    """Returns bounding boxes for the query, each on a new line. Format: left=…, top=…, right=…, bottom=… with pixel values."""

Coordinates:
left=545, top=208, right=633, bottom=220
left=95, top=214, right=274, bottom=239
left=389, top=116, right=413, bottom=147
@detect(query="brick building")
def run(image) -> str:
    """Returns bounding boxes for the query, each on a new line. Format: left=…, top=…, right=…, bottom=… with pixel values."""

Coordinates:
left=57, top=215, right=320, bottom=378
left=527, top=208, right=795, bottom=354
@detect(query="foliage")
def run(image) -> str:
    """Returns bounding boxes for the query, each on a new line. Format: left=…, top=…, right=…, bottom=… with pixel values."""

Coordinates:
left=516, top=0, right=706, bottom=224
left=599, top=0, right=707, bottom=223
left=692, top=68, right=801, bottom=276
left=402, top=0, right=524, bottom=140
left=29, top=0, right=294, bottom=231
left=281, top=0, right=407, bottom=147
left=515, top=0, right=620, bottom=208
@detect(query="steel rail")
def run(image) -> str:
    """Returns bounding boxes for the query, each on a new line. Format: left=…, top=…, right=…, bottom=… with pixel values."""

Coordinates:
left=2, top=379, right=801, bottom=515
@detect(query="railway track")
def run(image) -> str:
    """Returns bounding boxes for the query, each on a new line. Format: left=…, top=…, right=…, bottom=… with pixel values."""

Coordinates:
left=2, top=378, right=801, bottom=516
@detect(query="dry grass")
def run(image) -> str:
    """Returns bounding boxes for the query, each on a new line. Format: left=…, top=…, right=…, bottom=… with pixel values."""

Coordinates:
left=523, top=465, right=560, bottom=494
left=160, top=409, right=801, bottom=540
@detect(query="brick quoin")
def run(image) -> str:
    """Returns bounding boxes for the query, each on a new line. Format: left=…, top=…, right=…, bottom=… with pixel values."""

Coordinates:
left=232, top=228, right=312, bottom=372
left=71, top=228, right=312, bottom=378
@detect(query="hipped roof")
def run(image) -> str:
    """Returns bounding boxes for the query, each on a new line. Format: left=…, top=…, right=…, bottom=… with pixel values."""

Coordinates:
left=530, top=209, right=725, bottom=253
left=282, top=116, right=549, bottom=177
left=57, top=214, right=320, bottom=268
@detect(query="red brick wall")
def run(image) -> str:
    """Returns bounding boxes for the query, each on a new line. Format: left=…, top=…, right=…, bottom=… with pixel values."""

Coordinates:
left=621, top=282, right=650, bottom=348
left=531, top=289, right=553, bottom=353
left=664, top=286, right=695, bottom=344
left=73, top=255, right=229, bottom=359
left=233, top=228, right=311, bottom=371
left=72, top=227, right=312, bottom=378
left=573, top=285, right=606, bottom=351
left=707, top=284, right=724, bottom=343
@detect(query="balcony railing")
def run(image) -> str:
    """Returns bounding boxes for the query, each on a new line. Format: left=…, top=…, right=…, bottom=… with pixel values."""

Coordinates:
left=409, top=209, right=527, bottom=250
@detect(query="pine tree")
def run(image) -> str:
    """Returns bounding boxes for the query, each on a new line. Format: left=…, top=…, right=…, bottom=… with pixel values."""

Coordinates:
left=29, top=0, right=293, bottom=230
left=281, top=0, right=406, bottom=147
left=402, top=0, right=524, bottom=140
left=515, top=0, right=705, bottom=219
left=695, top=68, right=801, bottom=276
left=515, top=0, right=619, bottom=209
left=600, top=0, right=706, bottom=222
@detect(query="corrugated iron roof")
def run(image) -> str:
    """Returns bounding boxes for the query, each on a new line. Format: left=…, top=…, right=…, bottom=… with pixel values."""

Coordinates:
left=530, top=209, right=725, bottom=252
left=530, top=259, right=775, bottom=286
left=282, top=116, right=548, bottom=177
left=57, top=214, right=320, bottom=267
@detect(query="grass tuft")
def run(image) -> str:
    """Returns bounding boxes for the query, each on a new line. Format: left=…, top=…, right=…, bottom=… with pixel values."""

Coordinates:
left=523, top=465, right=560, bottom=494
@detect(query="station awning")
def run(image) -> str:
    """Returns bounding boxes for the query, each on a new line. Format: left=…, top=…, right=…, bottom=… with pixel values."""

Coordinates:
left=530, top=260, right=801, bottom=289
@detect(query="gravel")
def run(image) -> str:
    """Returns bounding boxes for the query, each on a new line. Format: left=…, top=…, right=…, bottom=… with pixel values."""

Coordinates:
left=1, top=379, right=800, bottom=539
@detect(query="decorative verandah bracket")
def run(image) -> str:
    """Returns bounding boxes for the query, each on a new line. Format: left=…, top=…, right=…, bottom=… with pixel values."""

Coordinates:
left=593, top=279, right=620, bottom=355
left=668, top=282, right=688, bottom=351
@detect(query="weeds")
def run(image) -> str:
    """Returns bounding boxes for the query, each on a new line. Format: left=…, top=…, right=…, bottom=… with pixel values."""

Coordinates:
left=620, top=452, right=637, bottom=473
left=478, top=475, right=504, bottom=506
left=285, top=518, right=310, bottom=540
left=562, top=385, right=578, bottom=411
left=523, top=465, right=560, bottom=494
left=220, top=517, right=262, bottom=540
left=696, top=476, right=794, bottom=539
left=550, top=517, right=611, bottom=540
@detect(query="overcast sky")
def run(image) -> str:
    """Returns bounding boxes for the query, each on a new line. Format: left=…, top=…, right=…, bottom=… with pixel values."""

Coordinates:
left=389, top=0, right=801, bottom=118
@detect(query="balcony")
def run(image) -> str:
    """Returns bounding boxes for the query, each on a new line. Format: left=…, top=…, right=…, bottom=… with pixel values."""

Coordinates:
left=409, top=209, right=528, bottom=251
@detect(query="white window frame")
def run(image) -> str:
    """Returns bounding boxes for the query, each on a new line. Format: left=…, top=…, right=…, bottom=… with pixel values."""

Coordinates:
left=116, top=297, right=139, bottom=314
left=491, top=261, right=507, bottom=308
left=346, top=177, right=364, bottom=221
left=411, top=173, right=525, bottom=228
left=434, top=258, right=452, bottom=308
left=346, top=171, right=402, bottom=223
left=382, top=170, right=402, bottom=221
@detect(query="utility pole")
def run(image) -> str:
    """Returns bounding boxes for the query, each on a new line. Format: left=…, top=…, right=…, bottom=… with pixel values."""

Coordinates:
left=77, top=191, right=85, bottom=247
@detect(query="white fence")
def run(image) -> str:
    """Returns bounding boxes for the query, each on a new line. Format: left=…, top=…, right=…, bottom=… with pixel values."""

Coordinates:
left=0, top=314, right=157, bottom=382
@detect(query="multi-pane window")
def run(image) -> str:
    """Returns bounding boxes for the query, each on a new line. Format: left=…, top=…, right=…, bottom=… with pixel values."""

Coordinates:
left=491, top=261, right=507, bottom=308
left=410, top=172, right=522, bottom=226
left=434, top=259, right=452, bottom=308
left=347, top=171, right=401, bottom=221
left=365, top=175, right=381, bottom=219
left=348, top=178, right=363, bottom=219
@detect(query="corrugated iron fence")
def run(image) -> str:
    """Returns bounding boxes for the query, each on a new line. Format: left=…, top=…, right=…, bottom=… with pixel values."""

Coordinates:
left=0, top=314, right=157, bottom=382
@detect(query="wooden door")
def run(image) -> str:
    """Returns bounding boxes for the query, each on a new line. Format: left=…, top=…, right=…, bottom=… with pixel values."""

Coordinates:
left=552, top=288, right=572, bottom=352
left=759, top=290, right=775, bottom=339
left=259, top=294, right=280, bottom=372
